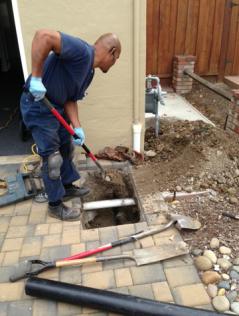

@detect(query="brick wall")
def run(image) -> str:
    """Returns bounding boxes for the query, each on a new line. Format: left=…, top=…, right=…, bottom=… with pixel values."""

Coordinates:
left=173, top=55, right=196, bottom=94
left=226, top=89, right=239, bottom=135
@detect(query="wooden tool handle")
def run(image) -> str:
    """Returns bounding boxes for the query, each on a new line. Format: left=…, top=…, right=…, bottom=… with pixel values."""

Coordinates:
left=56, top=257, right=97, bottom=267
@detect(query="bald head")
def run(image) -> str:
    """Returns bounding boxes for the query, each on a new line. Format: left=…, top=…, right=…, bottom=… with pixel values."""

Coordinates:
left=93, top=33, right=121, bottom=73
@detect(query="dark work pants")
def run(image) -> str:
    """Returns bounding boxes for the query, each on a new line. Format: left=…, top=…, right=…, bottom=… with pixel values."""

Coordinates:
left=20, top=92, right=80, bottom=202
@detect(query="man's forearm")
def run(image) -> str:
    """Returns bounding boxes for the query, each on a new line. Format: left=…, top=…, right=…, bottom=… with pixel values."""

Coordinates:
left=31, top=30, right=61, bottom=77
left=64, top=101, right=81, bottom=128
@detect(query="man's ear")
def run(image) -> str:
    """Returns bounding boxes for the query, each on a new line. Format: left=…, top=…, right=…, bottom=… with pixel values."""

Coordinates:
left=109, top=47, right=116, bottom=54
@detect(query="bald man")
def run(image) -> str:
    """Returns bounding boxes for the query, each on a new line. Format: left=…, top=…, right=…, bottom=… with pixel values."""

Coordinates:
left=20, top=30, right=121, bottom=221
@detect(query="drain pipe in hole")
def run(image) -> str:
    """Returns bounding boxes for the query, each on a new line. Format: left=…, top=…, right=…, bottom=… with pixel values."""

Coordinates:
left=83, top=198, right=136, bottom=211
left=132, top=123, right=142, bottom=153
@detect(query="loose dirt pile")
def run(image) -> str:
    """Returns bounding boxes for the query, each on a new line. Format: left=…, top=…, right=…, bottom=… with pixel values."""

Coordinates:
left=135, top=83, right=239, bottom=255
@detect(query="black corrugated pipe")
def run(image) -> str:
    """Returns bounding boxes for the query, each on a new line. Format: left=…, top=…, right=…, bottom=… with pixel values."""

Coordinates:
left=184, top=69, right=232, bottom=101
left=25, top=277, right=223, bottom=316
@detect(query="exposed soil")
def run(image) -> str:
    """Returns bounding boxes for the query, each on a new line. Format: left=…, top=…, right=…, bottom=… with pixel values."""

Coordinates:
left=135, top=82, right=239, bottom=256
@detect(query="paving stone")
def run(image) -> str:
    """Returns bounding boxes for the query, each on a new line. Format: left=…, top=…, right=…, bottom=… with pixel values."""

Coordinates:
left=0, top=217, right=10, bottom=233
left=0, top=252, right=4, bottom=265
left=2, top=250, right=20, bottom=266
left=57, top=302, right=82, bottom=316
left=134, top=221, right=148, bottom=232
left=42, top=234, right=61, bottom=248
left=0, top=266, right=14, bottom=282
left=110, top=287, right=129, bottom=295
left=128, top=284, right=154, bottom=300
left=163, top=254, right=193, bottom=268
left=49, top=222, right=62, bottom=234
left=81, top=228, right=99, bottom=242
left=82, top=270, right=115, bottom=289
left=8, top=300, right=32, bottom=316
left=0, top=233, right=5, bottom=249
left=71, top=243, right=85, bottom=255
left=20, top=236, right=42, bottom=257
left=195, top=304, right=214, bottom=311
left=33, top=298, right=57, bottom=316
left=173, top=283, right=211, bottom=307
left=0, top=282, right=24, bottom=301
left=117, top=224, right=135, bottom=238
left=81, top=262, right=103, bottom=274
left=86, top=241, right=100, bottom=251
left=115, top=268, right=133, bottom=287
left=0, top=204, right=15, bottom=216
left=153, top=234, right=183, bottom=246
left=130, top=262, right=165, bottom=285
left=1, top=237, right=23, bottom=252
left=103, top=258, right=125, bottom=270
left=10, top=216, right=28, bottom=226
left=99, top=226, right=118, bottom=244
left=36, top=268, right=59, bottom=281
left=14, top=200, right=32, bottom=216
left=35, top=223, right=49, bottom=236
left=164, top=265, right=201, bottom=288
left=40, top=245, right=71, bottom=261
left=60, top=266, right=82, bottom=284
left=152, top=281, right=174, bottom=302
left=28, top=206, right=47, bottom=224
left=6, top=225, right=29, bottom=238
left=62, top=226, right=81, bottom=245
left=0, top=302, right=8, bottom=316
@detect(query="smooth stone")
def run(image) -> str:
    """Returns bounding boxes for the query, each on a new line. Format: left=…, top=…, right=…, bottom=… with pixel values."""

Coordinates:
left=233, top=258, right=239, bottom=265
left=218, top=288, right=226, bottom=296
left=221, top=273, right=230, bottom=280
left=192, top=248, right=203, bottom=256
left=231, top=302, right=239, bottom=314
left=210, top=237, right=220, bottom=249
left=207, top=284, right=218, bottom=298
left=201, top=271, right=221, bottom=285
left=217, top=258, right=232, bottom=271
left=226, top=291, right=238, bottom=303
left=230, top=270, right=239, bottom=280
left=203, top=250, right=217, bottom=264
left=145, top=150, right=157, bottom=157
left=231, top=283, right=238, bottom=291
left=232, top=266, right=239, bottom=273
left=195, top=256, right=213, bottom=271
left=212, top=296, right=230, bottom=312
left=219, top=246, right=232, bottom=255
left=218, top=280, right=231, bottom=290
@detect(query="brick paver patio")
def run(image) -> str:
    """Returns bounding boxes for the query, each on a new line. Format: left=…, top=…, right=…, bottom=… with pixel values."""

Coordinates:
left=0, top=160, right=212, bottom=315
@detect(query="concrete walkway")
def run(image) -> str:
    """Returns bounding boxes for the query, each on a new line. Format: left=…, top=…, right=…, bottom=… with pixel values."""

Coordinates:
left=0, top=159, right=213, bottom=316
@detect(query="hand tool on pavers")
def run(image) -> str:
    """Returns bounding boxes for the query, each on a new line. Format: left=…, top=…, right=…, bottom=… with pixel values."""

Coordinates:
left=10, top=242, right=189, bottom=282
left=43, top=97, right=106, bottom=179
left=25, top=277, right=225, bottom=316
left=10, top=214, right=200, bottom=281
left=65, top=213, right=201, bottom=261
left=222, top=211, right=239, bottom=220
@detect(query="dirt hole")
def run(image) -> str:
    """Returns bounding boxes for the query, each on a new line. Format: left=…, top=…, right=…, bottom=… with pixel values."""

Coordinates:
left=81, top=169, right=141, bottom=229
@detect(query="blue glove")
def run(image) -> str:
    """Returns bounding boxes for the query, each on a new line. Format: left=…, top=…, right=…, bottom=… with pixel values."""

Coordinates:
left=29, top=76, right=46, bottom=101
left=73, top=127, right=85, bottom=146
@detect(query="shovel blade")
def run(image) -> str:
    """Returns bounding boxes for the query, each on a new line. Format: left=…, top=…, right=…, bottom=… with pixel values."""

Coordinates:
left=133, top=242, right=189, bottom=266
left=169, top=214, right=201, bottom=230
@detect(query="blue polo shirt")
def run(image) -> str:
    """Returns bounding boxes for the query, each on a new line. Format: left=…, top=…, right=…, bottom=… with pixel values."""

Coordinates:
left=26, top=32, right=95, bottom=106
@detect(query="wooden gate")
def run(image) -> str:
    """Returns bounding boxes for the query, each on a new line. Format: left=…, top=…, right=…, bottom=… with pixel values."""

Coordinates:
left=146, top=0, right=239, bottom=79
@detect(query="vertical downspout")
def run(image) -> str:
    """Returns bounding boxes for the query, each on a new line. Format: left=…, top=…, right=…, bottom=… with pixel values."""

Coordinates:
left=132, top=0, right=146, bottom=153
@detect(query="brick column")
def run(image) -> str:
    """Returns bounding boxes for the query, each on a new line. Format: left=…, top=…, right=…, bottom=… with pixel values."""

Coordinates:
left=173, top=55, right=196, bottom=94
left=226, top=89, right=239, bottom=135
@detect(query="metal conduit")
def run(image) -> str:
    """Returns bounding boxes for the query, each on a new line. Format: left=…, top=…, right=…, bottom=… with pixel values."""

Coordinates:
left=184, top=69, right=232, bottom=102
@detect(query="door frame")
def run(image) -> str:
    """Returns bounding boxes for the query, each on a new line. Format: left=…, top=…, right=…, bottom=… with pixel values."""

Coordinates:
left=11, top=0, right=28, bottom=80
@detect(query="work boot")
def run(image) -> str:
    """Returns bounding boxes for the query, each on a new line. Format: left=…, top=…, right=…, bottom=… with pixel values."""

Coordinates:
left=48, top=202, right=80, bottom=221
left=63, top=184, right=90, bottom=201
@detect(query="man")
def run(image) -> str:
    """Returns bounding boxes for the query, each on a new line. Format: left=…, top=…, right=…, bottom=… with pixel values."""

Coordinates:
left=20, top=30, right=121, bottom=221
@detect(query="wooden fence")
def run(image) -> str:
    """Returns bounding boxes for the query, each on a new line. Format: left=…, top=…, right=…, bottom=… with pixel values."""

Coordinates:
left=146, top=0, right=239, bottom=79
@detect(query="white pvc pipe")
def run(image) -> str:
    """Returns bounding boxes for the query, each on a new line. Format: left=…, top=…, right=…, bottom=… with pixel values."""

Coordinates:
left=83, top=198, right=136, bottom=211
left=132, top=123, right=142, bottom=153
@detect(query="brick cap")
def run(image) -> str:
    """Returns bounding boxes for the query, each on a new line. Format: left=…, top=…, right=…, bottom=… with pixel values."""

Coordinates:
left=174, top=55, right=196, bottom=62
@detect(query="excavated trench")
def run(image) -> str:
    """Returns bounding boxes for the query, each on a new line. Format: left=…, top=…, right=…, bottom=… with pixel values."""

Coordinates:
left=80, top=163, right=142, bottom=229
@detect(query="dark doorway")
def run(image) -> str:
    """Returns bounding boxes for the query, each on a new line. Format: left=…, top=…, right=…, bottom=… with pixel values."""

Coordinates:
left=0, top=0, right=33, bottom=156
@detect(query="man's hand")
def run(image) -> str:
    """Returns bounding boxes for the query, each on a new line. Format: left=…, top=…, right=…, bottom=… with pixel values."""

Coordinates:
left=29, top=77, right=46, bottom=101
left=73, top=127, right=85, bottom=146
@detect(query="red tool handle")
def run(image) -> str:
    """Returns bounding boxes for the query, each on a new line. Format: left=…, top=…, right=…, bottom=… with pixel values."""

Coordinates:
left=43, top=97, right=104, bottom=173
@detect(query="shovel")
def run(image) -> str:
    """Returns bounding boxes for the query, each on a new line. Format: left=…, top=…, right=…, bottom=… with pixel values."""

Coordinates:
left=10, top=242, right=189, bottom=282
